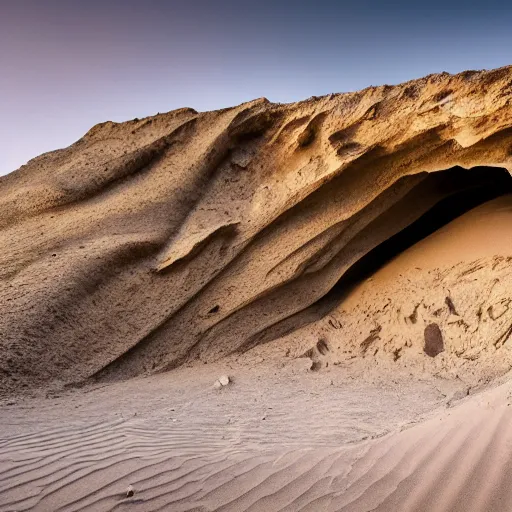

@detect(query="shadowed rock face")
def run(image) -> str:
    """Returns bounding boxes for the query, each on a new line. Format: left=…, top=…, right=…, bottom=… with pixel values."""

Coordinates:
left=1, top=66, right=512, bottom=391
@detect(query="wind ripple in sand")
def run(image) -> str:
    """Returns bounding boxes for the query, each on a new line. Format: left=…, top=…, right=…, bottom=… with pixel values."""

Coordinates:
left=2, top=393, right=512, bottom=512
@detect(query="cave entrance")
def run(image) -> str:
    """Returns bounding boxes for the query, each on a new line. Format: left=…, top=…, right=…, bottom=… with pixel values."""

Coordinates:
left=325, top=165, right=512, bottom=307
left=241, top=165, right=512, bottom=352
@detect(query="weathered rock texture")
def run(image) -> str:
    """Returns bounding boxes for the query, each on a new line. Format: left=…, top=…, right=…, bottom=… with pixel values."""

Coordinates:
left=1, top=66, right=512, bottom=391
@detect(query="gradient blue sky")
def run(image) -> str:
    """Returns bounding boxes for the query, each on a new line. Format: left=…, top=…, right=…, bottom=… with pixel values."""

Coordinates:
left=1, top=0, right=511, bottom=175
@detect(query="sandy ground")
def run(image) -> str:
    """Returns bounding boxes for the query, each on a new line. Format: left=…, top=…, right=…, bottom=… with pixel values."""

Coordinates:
left=1, top=355, right=511, bottom=511
left=0, top=356, right=471, bottom=511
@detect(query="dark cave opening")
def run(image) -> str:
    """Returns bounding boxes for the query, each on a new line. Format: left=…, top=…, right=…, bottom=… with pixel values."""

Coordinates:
left=242, top=165, right=512, bottom=352
left=324, top=165, right=512, bottom=307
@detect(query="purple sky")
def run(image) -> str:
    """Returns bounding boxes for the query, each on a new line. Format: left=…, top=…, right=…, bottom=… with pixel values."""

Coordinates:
left=1, top=0, right=511, bottom=175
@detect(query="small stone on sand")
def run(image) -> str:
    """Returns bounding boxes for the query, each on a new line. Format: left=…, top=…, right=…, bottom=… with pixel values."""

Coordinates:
left=219, top=375, right=230, bottom=386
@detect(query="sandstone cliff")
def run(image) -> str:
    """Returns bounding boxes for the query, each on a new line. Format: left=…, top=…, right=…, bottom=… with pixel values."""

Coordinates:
left=2, top=66, right=512, bottom=392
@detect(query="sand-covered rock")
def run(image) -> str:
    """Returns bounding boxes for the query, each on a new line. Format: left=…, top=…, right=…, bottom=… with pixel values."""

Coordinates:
left=1, top=66, right=512, bottom=392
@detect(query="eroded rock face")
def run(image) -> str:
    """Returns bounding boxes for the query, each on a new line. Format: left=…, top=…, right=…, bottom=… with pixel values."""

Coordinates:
left=1, top=67, right=512, bottom=391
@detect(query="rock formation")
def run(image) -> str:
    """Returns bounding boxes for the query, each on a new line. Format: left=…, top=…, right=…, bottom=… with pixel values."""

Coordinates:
left=1, top=66, right=512, bottom=392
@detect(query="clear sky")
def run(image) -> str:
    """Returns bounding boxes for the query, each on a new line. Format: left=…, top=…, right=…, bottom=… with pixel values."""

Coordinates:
left=1, top=0, right=511, bottom=176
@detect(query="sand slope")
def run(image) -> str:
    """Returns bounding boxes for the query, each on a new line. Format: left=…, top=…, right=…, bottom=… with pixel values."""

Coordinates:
left=273, top=194, right=512, bottom=388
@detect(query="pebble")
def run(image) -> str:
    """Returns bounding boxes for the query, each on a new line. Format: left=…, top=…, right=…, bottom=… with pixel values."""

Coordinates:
left=219, top=375, right=230, bottom=386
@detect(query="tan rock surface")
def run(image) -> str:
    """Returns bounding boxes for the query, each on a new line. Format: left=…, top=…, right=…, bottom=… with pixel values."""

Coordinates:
left=1, top=66, right=512, bottom=394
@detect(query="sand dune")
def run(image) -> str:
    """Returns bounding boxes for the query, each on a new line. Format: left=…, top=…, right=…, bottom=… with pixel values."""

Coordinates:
left=1, top=359, right=512, bottom=511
